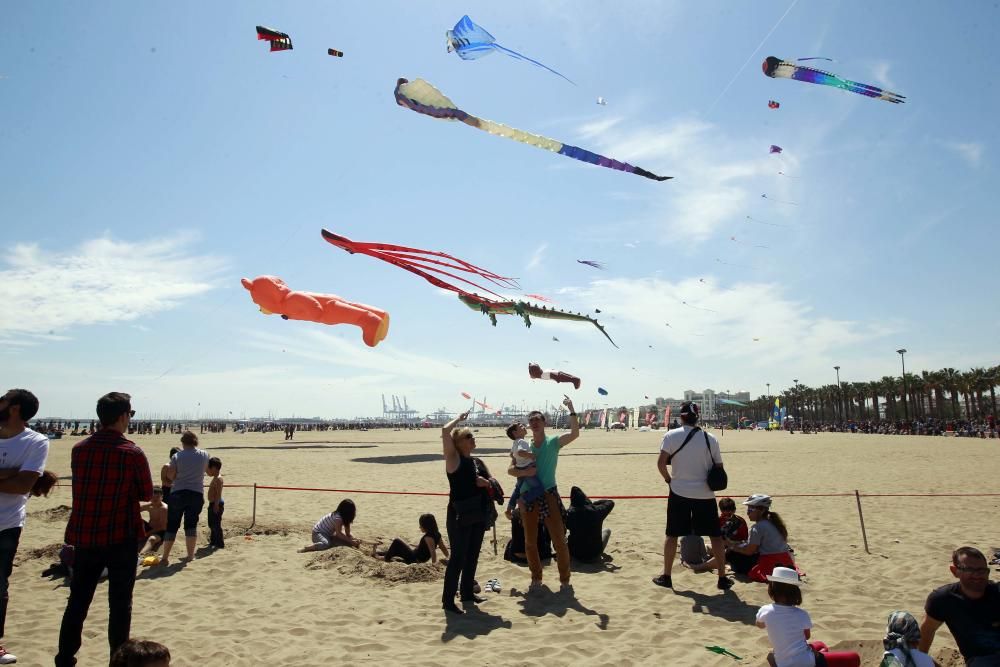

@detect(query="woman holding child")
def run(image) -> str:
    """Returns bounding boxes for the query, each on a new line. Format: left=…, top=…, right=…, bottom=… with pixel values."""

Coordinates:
left=440, top=412, right=493, bottom=614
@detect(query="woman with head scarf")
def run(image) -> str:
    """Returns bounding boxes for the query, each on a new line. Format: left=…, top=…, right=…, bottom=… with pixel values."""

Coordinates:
left=880, top=611, right=934, bottom=667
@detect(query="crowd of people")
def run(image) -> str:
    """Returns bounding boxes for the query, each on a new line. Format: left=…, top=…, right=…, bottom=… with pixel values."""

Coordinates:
left=769, top=417, right=998, bottom=438
left=0, top=386, right=997, bottom=664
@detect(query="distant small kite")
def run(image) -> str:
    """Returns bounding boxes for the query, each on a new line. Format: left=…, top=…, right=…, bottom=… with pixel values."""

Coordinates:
left=682, top=301, right=717, bottom=313
left=798, top=57, right=834, bottom=63
left=256, top=26, right=292, bottom=52
left=395, top=78, right=672, bottom=181
left=596, top=97, right=607, bottom=105
left=769, top=145, right=783, bottom=154
left=461, top=392, right=472, bottom=400
left=327, top=48, right=344, bottom=57
left=768, top=100, right=780, bottom=109
left=446, top=15, right=573, bottom=84
left=577, top=260, right=605, bottom=270
left=597, top=387, right=609, bottom=396
left=763, top=56, right=905, bottom=104
left=731, top=236, right=771, bottom=249
left=746, top=215, right=787, bottom=227
left=761, top=194, right=798, bottom=206
left=524, top=293, right=552, bottom=302
left=552, top=336, right=560, bottom=342
left=777, top=171, right=798, bottom=178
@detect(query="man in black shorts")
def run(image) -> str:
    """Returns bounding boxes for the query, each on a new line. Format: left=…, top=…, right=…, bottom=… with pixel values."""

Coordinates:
left=653, top=402, right=731, bottom=591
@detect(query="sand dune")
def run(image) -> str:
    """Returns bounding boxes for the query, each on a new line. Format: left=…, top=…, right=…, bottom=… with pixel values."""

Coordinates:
left=7, top=428, right=996, bottom=665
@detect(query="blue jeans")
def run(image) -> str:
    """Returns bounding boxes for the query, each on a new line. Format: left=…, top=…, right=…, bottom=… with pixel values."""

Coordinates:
left=507, top=474, right=545, bottom=511
left=55, top=543, right=137, bottom=665
left=0, top=526, right=22, bottom=638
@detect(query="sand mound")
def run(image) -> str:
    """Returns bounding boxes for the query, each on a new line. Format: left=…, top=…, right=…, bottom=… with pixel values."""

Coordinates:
left=30, top=504, right=71, bottom=521
left=14, top=542, right=63, bottom=567
left=306, top=547, right=444, bottom=585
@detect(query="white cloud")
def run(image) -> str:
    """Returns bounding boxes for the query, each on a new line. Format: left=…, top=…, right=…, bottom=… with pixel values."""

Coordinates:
left=1, top=233, right=225, bottom=339
left=870, top=61, right=896, bottom=90
left=575, top=117, right=794, bottom=242
left=525, top=243, right=548, bottom=271
left=942, top=141, right=984, bottom=167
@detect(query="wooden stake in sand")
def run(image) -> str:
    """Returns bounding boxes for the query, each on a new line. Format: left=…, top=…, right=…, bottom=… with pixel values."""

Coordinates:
left=249, top=483, right=257, bottom=532
left=854, top=490, right=870, bottom=554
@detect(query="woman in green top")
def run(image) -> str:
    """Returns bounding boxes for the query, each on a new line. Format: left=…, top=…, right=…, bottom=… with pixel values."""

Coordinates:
left=508, top=395, right=579, bottom=590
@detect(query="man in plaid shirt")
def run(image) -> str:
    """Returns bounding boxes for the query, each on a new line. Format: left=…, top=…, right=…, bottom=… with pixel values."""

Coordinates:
left=55, top=392, right=153, bottom=667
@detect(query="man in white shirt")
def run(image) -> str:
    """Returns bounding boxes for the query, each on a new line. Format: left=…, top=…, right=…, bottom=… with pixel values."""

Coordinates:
left=653, top=401, right=730, bottom=591
left=0, top=389, right=50, bottom=664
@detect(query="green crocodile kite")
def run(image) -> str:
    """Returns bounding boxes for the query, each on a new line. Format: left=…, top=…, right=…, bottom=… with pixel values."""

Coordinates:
left=458, top=295, right=617, bottom=348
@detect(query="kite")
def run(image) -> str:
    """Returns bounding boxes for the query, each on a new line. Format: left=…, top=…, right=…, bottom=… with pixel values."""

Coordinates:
left=597, top=387, right=609, bottom=396
left=746, top=215, right=787, bottom=227
left=768, top=100, right=780, bottom=109
left=524, top=293, right=552, bottom=302
left=458, top=295, right=617, bottom=347
left=322, top=230, right=617, bottom=346
left=769, top=145, right=782, bottom=154
left=797, top=57, right=834, bottom=62
left=577, top=260, right=606, bottom=269
left=682, top=301, right=717, bottom=313
left=394, top=78, right=672, bottom=181
left=594, top=308, right=602, bottom=314
left=241, top=275, right=389, bottom=347
left=528, top=363, right=581, bottom=390
left=461, top=392, right=472, bottom=399
left=763, top=56, right=905, bottom=104
left=596, top=97, right=607, bottom=106
left=446, top=15, right=573, bottom=84
left=256, top=26, right=292, bottom=52
left=327, top=48, right=344, bottom=58
left=761, top=194, right=798, bottom=206
left=777, top=171, right=798, bottom=178
left=731, top=236, right=770, bottom=249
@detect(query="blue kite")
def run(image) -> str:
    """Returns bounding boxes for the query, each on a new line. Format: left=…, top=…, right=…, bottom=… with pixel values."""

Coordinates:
left=446, top=15, right=574, bottom=84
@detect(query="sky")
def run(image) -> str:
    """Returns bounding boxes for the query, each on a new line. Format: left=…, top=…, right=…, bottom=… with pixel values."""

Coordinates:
left=2, top=1, right=998, bottom=420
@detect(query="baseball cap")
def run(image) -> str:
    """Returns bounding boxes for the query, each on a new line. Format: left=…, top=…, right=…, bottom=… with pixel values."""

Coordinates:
left=679, top=402, right=700, bottom=418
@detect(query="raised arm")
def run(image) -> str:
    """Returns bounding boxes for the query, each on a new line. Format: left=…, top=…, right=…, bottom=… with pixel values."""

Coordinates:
left=557, top=396, right=580, bottom=448
left=441, top=412, right=468, bottom=473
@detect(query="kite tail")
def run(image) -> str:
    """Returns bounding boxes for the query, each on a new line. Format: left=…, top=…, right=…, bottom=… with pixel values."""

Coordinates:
left=491, top=44, right=576, bottom=85
left=594, top=321, right=619, bottom=348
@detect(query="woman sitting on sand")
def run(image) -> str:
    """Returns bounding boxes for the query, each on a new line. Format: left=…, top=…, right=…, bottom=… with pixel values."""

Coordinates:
left=726, top=494, right=799, bottom=582
left=374, top=514, right=449, bottom=565
left=299, top=499, right=361, bottom=552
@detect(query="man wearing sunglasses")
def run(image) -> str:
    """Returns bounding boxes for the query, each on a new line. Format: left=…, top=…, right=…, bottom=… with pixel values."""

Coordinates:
left=0, top=389, right=49, bottom=665
left=56, top=392, right=153, bottom=666
left=919, top=546, right=1000, bottom=665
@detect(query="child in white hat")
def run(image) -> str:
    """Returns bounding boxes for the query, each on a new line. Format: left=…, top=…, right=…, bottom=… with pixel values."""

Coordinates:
left=756, top=567, right=860, bottom=666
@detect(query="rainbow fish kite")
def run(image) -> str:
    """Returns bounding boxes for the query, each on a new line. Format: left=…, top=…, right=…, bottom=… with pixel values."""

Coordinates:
left=762, top=57, right=905, bottom=104
left=394, top=78, right=672, bottom=182
left=446, top=15, right=573, bottom=84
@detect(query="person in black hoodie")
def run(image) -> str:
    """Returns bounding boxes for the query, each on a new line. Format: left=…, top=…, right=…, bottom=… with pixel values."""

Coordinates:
left=565, top=486, right=614, bottom=563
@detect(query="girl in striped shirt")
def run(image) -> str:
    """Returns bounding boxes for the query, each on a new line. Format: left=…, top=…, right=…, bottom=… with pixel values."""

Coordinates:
left=299, top=499, right=359, bottom=551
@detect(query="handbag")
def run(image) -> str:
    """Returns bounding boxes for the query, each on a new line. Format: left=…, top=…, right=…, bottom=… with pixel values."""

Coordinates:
left=704, top=432, right=728, bottom=491
left=452, top=494, right=487, bottom=527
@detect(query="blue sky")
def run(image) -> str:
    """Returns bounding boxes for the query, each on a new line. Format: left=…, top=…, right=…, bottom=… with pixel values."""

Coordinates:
left=3, top=1, right=997, bottom=419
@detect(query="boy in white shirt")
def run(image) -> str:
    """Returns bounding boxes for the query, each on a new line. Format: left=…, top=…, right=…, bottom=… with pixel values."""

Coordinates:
left=0, top=389, right=50, bottom=665
left=505, top=422, right=544, bottom=514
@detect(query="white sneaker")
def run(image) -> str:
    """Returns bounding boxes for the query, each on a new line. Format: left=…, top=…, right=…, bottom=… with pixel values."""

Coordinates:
left=0, top=646, right=17, bottom=664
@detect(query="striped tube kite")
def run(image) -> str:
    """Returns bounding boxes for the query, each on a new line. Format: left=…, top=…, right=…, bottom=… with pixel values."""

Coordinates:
left=241, top=275, right=388, bottom=347
left=322, top=229, right=617, bottom=347
left=762, top=57, right=905, bottom=104
left=394, top=78, right=672, bottom=182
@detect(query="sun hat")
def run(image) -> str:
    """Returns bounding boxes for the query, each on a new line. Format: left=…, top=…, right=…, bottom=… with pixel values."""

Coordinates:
left=766, top=566, right=803, bottom=586
left=742, top=493, right=772, bottom=508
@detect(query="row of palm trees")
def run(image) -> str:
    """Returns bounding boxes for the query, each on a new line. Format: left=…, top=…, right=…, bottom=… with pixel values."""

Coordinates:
left=733, top=365, right=1000, bottom=424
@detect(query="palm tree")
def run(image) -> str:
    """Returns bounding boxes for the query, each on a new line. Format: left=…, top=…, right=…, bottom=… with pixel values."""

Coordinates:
left=940, top=367, right=962, bottom=419
left=880, top=376, right=900, bottom=419
left=867, top=380, right=882, bottom=421
left=905, top=373, right=924, bottom=418
left=958, top=371, right=975, bottom=418
left=988, top=365, right=999, bottom=417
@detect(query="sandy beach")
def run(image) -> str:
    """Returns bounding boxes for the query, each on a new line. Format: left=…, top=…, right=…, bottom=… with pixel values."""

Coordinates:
left=7, top=427, right=996, bottom=666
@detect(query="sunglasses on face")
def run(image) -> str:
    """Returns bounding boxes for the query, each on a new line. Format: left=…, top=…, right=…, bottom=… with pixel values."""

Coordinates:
left=956, top=565, right=990, bottom=575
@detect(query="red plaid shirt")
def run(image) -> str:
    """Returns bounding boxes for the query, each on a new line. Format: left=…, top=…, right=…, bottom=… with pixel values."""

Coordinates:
left=64, top=429, right=153, bottom=548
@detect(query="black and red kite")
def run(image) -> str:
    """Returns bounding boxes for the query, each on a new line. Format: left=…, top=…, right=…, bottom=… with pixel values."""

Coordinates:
left=256, top=26, right=292, bottom=52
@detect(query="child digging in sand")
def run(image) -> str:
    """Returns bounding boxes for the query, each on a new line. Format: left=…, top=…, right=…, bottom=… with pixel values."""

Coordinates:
left=299, top=499, right=360, bottom=552
left=139, top=487, right=168, bottom=552
left=110, top=639, right=170, bottom=667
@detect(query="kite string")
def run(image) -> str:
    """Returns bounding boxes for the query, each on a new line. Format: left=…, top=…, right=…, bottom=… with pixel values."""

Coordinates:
left=704, top=0, right=800, bottom=115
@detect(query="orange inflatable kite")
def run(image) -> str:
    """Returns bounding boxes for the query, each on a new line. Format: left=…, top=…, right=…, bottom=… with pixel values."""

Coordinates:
left=241, top=275, right=389, bottom=347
